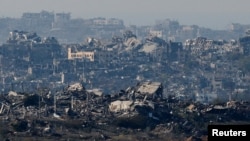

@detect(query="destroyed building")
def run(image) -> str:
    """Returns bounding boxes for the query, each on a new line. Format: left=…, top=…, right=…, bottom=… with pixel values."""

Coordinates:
left=133, top=81, right=163, bottom=100
left=0, top=81, right=249, bottom=141
left=1, top=27, right=250, bottom=104
left=0, top=9, right=250, bottom=140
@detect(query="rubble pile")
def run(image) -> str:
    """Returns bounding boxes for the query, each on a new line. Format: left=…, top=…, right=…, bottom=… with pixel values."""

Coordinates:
left=7, top=30, right=58, bottom=45
left=0, top=81, right=250, bottom=140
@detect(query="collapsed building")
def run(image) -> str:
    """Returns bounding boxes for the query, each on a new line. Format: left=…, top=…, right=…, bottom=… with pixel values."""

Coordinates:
left=7, top=30, right=58, bottom=45
left=0, top=81, right=249, bottom=141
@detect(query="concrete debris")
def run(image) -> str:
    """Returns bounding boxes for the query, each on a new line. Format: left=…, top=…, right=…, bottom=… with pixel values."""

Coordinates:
left=67, top=82, right=84, bottom=91
left=8, top=91, right=18, bottom=97
left=123, top=37, right=142, bottom=51
left=86, top=88, right=103, bottom=97
left=0, top=81, right=249, bottom=140
left=85, top=37, right=101, bottom=47
left=136, top=81, right=163, bottom=99
left=109, top=100, right=133, bottom=113
left=7, top=30, right=58, bottom=45
left=186, top=104, right=196, bottom=112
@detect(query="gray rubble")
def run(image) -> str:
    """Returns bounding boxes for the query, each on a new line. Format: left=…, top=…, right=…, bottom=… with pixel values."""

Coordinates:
left=0, top=82, right=249, bottom=140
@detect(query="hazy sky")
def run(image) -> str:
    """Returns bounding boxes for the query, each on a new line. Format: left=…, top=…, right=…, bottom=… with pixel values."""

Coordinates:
left=0, top=0, right=250, bottom=29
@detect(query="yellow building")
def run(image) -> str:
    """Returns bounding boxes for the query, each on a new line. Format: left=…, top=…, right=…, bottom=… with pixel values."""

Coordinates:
left=67, top=48, right=94, bottom=62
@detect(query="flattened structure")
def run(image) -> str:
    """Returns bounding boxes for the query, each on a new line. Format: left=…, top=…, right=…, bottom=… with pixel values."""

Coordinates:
left=136, top=81, right=163, bottom=99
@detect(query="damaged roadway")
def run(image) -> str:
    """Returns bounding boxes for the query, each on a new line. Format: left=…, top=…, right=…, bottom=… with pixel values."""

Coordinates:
left=0, top=82, right=250, bottom=141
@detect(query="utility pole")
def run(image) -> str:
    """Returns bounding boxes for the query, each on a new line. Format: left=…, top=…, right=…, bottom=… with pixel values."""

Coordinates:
left=73, top=59, right=76, bottom=73
left=86, top=91, right=90, bottom=121
left=53, top=58, right=56, bottom=75
left=21, top=81, right=24, bottom=93
left=38, top=88, right=41, bottom=120
left=54, top=92, right=57, bottom=113
left=71, top=95, right=74, bottom=109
